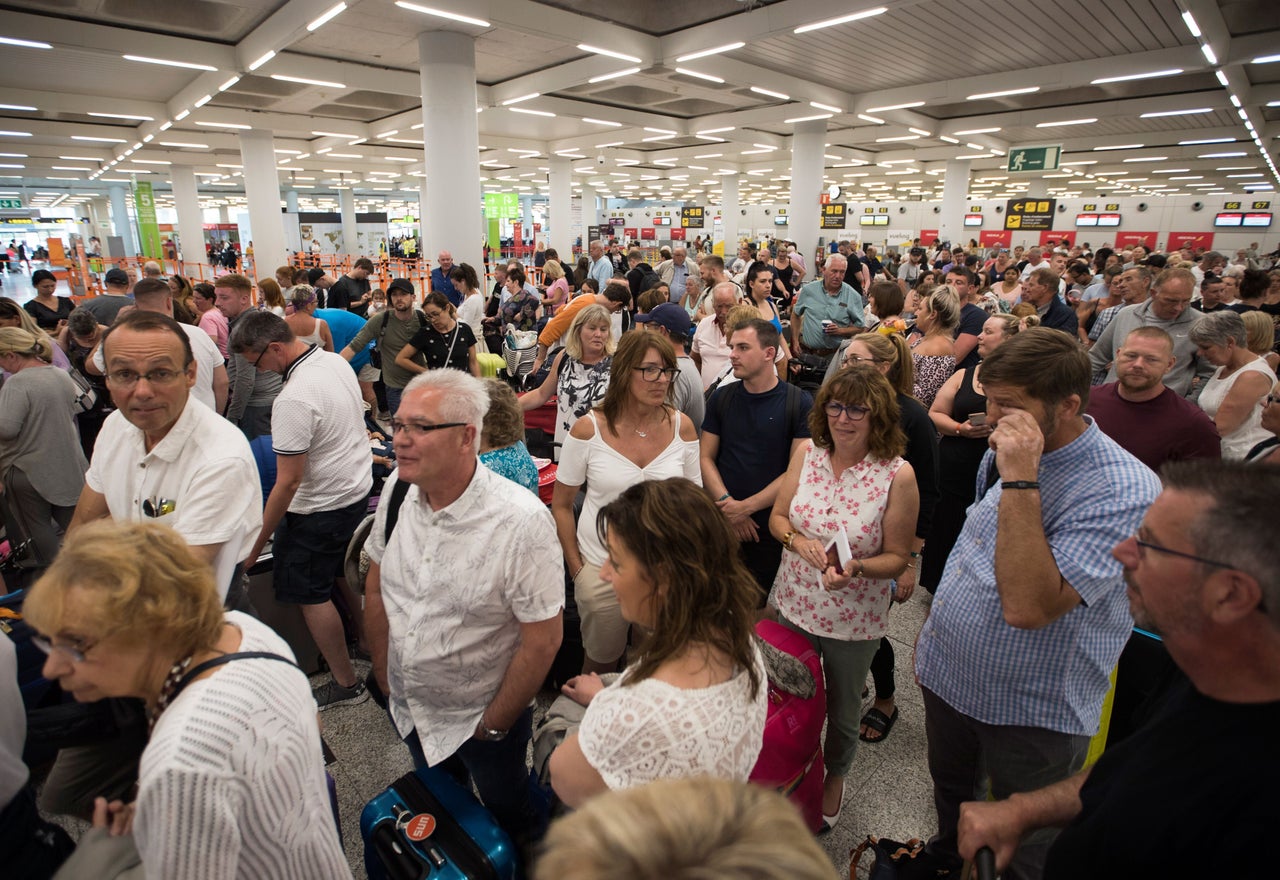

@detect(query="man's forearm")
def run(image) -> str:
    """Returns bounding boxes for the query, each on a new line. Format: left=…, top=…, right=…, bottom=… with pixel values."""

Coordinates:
left=484, top=617, right=562, bottom=729
left=994, top=490, right=1070, bottom=628
left=250, top=478, right=300, bottom=561
left=1008, top=768, right=1089, bottom=829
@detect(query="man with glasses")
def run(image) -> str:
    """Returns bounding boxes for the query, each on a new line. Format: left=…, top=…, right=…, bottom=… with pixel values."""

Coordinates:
left=230, top=311, right=373, bottom=710
left=959, top=460, right=1278, bottom=878
left=364, top=368, right=562, bottom=854
left=44, top=310, right=261, bottom=821
left=701, top=318, right=812, bottom=603
left=914, top=328, right=1160, bottom=877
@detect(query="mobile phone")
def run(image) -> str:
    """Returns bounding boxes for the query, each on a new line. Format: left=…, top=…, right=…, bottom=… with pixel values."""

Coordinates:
left=968, top=412, right=987, bottom=426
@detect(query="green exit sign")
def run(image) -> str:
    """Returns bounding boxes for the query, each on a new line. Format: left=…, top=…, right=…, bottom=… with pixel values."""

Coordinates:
left=484, top=192, right=519, bottom=220
left=1006, top=145, right=1061, bottom=173
left=0, top=198, right=21, bottom=210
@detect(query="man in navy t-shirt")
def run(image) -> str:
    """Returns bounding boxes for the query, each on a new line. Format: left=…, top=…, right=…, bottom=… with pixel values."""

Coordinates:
left=700, top=317, right=812, bottom=603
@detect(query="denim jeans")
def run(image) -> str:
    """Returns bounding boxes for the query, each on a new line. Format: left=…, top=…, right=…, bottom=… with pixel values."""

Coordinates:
left=404, top=707, right=543, bottom=846
left=385, top=385, right=404, bottom=417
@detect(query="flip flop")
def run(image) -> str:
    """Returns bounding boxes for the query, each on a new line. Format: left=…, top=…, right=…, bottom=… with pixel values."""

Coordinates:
left=859, top=706, right=899, bottom=743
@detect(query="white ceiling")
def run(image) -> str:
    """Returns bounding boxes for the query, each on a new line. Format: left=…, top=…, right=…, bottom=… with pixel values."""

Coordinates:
left=0, top=0, right=1275, bottom=217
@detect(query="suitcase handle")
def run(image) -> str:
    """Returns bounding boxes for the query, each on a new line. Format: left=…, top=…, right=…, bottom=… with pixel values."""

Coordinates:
left=369, top=820, right=430, bottom=880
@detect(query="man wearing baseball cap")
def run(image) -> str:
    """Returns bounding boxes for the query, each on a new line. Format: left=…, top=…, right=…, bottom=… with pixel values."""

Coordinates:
left=340, top=277, right=426, bottom=416
left=635, top=302, right=703, bottom=431
left=82, top=267, right=134, bottom=324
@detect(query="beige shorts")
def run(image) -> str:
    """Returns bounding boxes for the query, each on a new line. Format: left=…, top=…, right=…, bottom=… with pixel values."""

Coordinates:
left=358, top=362, right=381, bottom=383
left=573, top=560, right=628, bottom=665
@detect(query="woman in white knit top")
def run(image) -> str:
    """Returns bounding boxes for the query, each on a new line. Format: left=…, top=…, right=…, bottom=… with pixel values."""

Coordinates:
left=26, top=520, right=351, bottom=880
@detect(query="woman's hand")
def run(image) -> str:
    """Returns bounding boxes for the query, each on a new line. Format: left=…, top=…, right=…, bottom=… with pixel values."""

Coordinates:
left=894, top=563, right=916, bottom=603
left=562, top=673, right=605, bottom=706
left=955, top=419, right=993, bottom=439
left=92, top=797, right=135, bottom=836
left=794, top=535, right=828, bottom=571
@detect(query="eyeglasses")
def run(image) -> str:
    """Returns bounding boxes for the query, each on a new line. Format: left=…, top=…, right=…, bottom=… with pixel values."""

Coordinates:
left=390, top=420, right=466, bottom=438
left=142, top=496, right=176, bottom=518
left=1132, top=529, right=1234, bottom=570
left=31, top=631, right=106, bottom=664
left=244, top=346, right=269, bottom=369
left=1266, top=394, right=1279, bottom=406
left=105, top=367, right=184, bottom=388
left=824, top=402, right=871, bottom=422
left=634, top=365, right=679, bottom=383
left=842, top=355, right=881, bottom=366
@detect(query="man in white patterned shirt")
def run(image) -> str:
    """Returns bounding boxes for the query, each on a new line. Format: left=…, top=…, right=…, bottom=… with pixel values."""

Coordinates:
left=365, top=368, right=563, bottom=851
left=914, top=328, right=1160, bottom=878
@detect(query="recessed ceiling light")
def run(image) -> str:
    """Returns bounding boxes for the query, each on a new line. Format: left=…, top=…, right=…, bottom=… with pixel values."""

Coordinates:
left=271, top=74, right=346, bottom=89
left=394, top=2, right=489, bottom=28
left=674, top=68, right=725, bottom=83
left=1093, top=143, right=1144, bottom=151
left=0, top=36, right=52, bottom=49
left=197, top=121, right=251, bottom=129
left=587, top=68, right=640, bottom=83
left=750, top=86, right=791, bottom=100
left=159, top=141, right=209, bottom=149
left=864, top=101, right=925, bottom=112
left=966, top=86, right=1038, bottom=100
left=576, top=44, right=642, bottom=64
left=1091, top=69, right=1183, bottom=84
left=1035, top=118, right=1096, bottom=127
left=123, top=54, right=216, bottom=71
left=794, top=7, right=887, bottom=35
left=71, top=135, right=126, bottom=143
left=953, top=127, right=1001, bottom=135
left=0, top=103, right=36, bottom=112
left=510, top=107, right=555, bottom=117
left=307, top=2, right=348, bottom=31
left=1139, top=108, right=1212, bottom=118
left=500, top=93, right=539, bottom=106
left=784, top=113, right=832, bottom=124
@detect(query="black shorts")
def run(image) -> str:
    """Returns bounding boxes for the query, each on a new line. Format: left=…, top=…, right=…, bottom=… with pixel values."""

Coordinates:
left=273, top=497, right=368, bottom=605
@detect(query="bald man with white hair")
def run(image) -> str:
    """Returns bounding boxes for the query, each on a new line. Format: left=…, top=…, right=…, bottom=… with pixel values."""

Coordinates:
left=658, top=245, right=691, bottom=304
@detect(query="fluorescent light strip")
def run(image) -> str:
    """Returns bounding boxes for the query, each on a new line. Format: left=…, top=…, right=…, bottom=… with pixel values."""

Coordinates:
left=193, top=95, right=213, bottom=108
left=1139, top=107, right=1211, bottom=118
left=857, top=113, right=885, bottom=124
left=0, top=103, right=36, bottom=111
left=953, top=127, right=1000, bottom=135
left=1036, top=118, right=1096, bottom=127
left=394, top=2, right=490, bottom=28
left=312, top=130, right=358, bottom=138
left=1253, top=54, right=1280, bottom=64
left=582, top=117, right=623, bottom=127
left=876, top=135, right=919, bottom=142
left=794, top=7, right=887, bottom=34
left=123, top=54, right=216, bottom=71
left=809, top=101, right=842, bottom=114
left=1180, top=137, right=1234, bottom=145
left=674, top=68, right=724, bottom=83
left=307, top=2, right=347, bottom=31
left=675, top=42, right=744, bottom=63
left=1092, top=68, right=1183, bottom=84
left=159, top=141, right=209, bottom=148
left=510, top=107, right=554, bottom=117
left=576, top=44, right=641, bottom=64
left=784, top=113, right=832, bottom=124
left=967, top=86, right=1038, bottom=100
left=271, top=74, right=346, bottom=88
left=1093, top=143, right=1143, bottom=151
left=218, top=76, right=241, bottom=91
left=71, top=135, right=125, bottom=143
left=500, top=93, right=539, bottom=106
left=750, top=86, right=790, bottom=100
left=1199, top=152, right=1246, bottom=158
left=247, top=50, right=276, bottom=71
left=865, top=101, right=924, bottom=112
left=1201, top=44, right=1217, bottom=65
left=197, top=121, right=251, bottom=129
left=588, top=68, right=640, bottom=83
left=0, top=35, right=51, bottom=49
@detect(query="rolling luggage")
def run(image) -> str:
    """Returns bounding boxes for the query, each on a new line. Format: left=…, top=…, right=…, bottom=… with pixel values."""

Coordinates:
left=361, top=765, right=518, bottom=880
left=749, top=619, right=827, bottom=833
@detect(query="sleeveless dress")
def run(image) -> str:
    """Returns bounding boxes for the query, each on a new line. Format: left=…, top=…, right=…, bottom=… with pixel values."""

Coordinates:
left=1197, top=357, right=1276, bottom=460
left=772, top=444, right=906, bottom=641
left=921, top=366, right=988, bottom=591
left=555, top=355, right=612, bottom=449
left=911, top=335, right=955, bottom=408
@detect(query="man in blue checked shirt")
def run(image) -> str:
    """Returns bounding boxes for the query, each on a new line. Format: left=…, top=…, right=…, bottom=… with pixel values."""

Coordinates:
left=914, top=328, right=1160, bottom=880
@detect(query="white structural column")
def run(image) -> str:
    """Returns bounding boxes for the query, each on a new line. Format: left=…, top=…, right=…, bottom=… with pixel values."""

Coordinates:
left=720, top=174, right=740, bottom=255
left=419, top=31, right=482, bottom=271
left=238, top=129, right=285, bottom=280
left=285, top=190, right=299, bottom=213
left=339, top=187, right=358, bottom=253
left=108, top=185, right=137, bottom=256
left=549, top=156, right=572, bottom=260
left=89, top=198, right=111, bottom=243
left=787, top=119, right=826, bottom=264
left=170, top=165, right=205, bottom=268
left=938, top=159, right=971, bottom=246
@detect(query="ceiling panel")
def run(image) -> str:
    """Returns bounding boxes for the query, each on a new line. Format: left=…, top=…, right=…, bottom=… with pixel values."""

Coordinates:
left=2, top=0, right=278, bottom=41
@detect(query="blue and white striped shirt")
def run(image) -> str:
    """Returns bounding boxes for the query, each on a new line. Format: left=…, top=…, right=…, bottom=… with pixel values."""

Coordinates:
left=914, top=418, right=1160, bottom=735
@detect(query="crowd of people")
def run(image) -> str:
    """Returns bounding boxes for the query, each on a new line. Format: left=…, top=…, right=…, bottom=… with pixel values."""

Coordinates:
left=2, top=235, right=1277, bottom=880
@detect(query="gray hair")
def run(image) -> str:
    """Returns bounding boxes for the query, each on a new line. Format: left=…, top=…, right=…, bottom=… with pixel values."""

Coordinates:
left=403, top=369, right=487, bottom=453
left=228, top=309, right=294, bottom=354
left=1188, top=310, right=1247, bottom=349
left=66, top=307, right=99, bottom=339
left=1161, top=460, right=1280, bottom=629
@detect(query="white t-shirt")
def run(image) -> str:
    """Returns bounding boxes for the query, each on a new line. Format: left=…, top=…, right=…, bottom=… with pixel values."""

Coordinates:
left=578, top=646, right=768, bottom=791
left=365, top=466, right=564, bottom=764
left=85, top=400, right=262, bottom=599
left=691, top=315, right=731, bottom=389
left=271, top=345, right=373, bottom=513
left=94, top=321, right=223, bottom=412
left=137, top=613, right=350, bottom=880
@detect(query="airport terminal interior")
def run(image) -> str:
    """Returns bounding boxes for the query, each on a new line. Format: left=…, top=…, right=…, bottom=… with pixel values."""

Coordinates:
left=2, top=1, right=1278, bottom=879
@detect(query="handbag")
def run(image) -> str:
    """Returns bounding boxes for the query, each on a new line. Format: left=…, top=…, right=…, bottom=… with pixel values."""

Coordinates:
left=68, top=367, right=97, bottom=413
left=849, top=836, right=962, bottom=880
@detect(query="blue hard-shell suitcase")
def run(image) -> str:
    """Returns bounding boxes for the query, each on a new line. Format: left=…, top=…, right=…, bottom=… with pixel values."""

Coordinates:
left=361, top=765, right=518, bottom=880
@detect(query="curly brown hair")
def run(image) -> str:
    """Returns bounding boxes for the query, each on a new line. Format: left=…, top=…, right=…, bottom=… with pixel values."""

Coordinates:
left=597, top=479, right=761, bottom=700
left=809, top=364, right=905, bottom=460
left=481, top=378, right=526, bottom=449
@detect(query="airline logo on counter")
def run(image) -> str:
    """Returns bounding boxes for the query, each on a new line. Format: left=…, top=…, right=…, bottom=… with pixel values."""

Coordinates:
left=1004, top=199, right=1057, bottom=231
left=681, top=206, right=704, bottom=228
left=821, top=203, right=847, bottom=229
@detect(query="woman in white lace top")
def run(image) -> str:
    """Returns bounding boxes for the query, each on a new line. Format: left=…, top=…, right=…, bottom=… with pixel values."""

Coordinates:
left=548, top=478, right=768, bottom=807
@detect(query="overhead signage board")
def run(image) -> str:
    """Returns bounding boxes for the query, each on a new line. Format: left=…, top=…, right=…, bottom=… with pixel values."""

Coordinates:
left=1004, top=198, right=1057, bottom=231
left=1006, top=145, right=1061, bottom=173
left=821, top=203, right=846, bottom=229
left=483, top=192, right=519, bottom=220
left=0, top=198, right=21, bottom=210
left=680, top=206, right=704, bottom=228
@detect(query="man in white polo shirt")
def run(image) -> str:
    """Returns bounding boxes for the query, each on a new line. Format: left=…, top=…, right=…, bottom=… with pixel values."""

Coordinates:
left=231, top=310, right=373, bottom=710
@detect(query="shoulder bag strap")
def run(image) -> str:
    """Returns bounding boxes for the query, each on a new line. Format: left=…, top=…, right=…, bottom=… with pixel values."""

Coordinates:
left=169, top=651, right=299, bottom=704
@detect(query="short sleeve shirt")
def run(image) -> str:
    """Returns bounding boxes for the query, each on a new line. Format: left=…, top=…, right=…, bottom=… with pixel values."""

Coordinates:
left=406, top=322, right=476, bottom=372
left=792, top=281, right=865, bottom=349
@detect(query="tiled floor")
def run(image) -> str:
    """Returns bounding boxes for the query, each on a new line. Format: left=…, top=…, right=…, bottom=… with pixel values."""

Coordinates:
left=317, top=593, right=938, bottom=880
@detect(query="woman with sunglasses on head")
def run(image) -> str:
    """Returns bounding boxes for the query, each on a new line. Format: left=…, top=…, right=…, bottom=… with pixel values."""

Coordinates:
left=554, top=331, right=701, bottom=677
left=395, top=291, right=481, bottom=379
left=0, top=327, right=88, bottom=573
left=768, top=365, right=919, bottom=833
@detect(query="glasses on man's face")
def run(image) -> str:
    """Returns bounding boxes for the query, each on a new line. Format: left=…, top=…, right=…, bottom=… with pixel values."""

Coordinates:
left=105, top=367, right=184, bottom=388
left=390, top=420, right=466, bottom=438
left=1132, top=528, right=1234, bottom=570
left=824, top=401, right=871, bottom=422
left=634, top=365, right=679, bottom=383
left=244, top=347, right=269, bottom=369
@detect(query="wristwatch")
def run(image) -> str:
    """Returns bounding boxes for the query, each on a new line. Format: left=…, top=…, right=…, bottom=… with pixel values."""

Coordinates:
left=475, top=717, right=509, bottom=741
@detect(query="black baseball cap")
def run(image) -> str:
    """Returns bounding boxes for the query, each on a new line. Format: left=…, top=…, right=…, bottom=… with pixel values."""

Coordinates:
left=104, top=267, right=129, bottom=286
left=387, top=278, right=415, bottom=296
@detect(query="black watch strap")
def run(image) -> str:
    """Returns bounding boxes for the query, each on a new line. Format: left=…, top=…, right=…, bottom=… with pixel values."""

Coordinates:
left=1002, top=480, right=1041, bottom=491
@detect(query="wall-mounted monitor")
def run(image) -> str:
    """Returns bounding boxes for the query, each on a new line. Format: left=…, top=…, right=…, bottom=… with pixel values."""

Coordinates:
left=1214, top=213, right=1243, bottom=227
left=774, top=216, right=789, bottom=226
left=652, top=216, right=671, bottom=226
left=963, top=213, right=983, bottom=227
left=1243, top=212, right=1272, bottom=227
left=1097, top=213, right=1121, bottom=227
left=859, top=214, right=876, bottom=226
left=1075, top=213, right=1098, bottom=227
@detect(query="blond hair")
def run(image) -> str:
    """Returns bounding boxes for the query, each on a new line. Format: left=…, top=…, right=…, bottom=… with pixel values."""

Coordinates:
left=25, top=520, right=224, bottom=666
left=564, top=304, right=616, bottom=360
left=536, top=777, right=834, bottom=880
left=1241, top=310, right=1276, bottom=357
left=0, top=326, right=54, bottom=362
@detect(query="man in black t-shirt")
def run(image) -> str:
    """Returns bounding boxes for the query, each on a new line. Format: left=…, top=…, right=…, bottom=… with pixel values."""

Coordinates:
left=700, top=318, right=812, bottom=603
left=956, top=461, right=1280, bottom=879
left=946, top=267, right=989, bottom=371
left=326, top=257, right=374, bottom=312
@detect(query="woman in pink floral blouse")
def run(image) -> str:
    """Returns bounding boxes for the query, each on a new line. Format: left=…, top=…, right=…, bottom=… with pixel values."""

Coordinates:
left=768, top=365, right=919, bottom=833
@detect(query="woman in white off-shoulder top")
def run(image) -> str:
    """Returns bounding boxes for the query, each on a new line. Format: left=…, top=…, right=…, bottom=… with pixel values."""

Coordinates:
left=548, top=477, right=768, bottom=807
